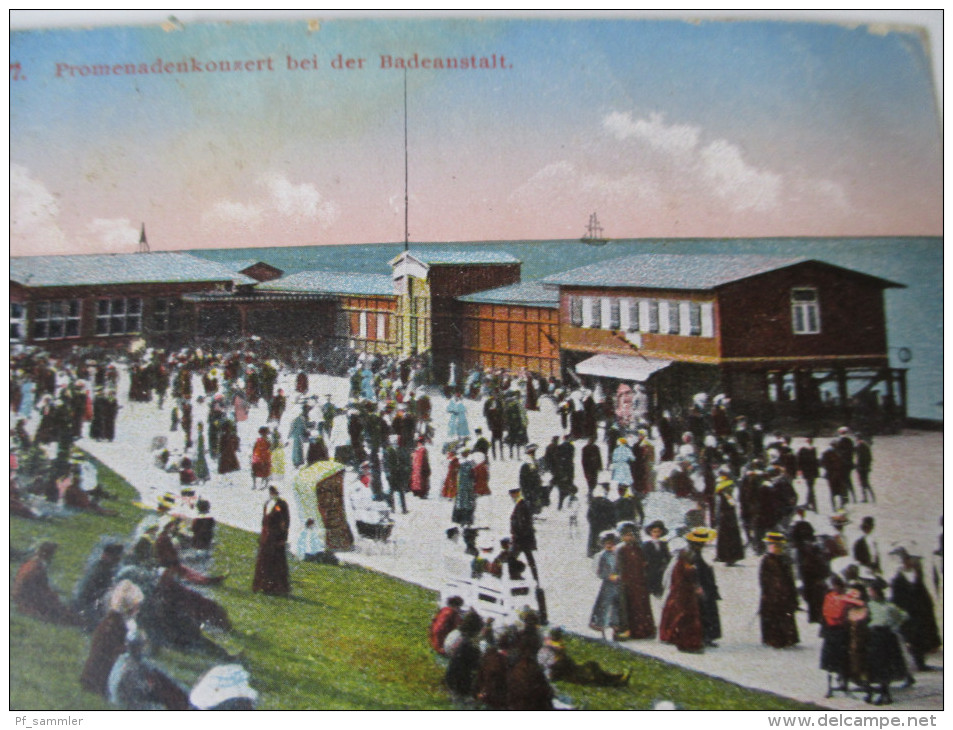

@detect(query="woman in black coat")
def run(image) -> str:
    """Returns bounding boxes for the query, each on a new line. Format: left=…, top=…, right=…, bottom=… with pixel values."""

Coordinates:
left=890, top=551, right=940, bottom=670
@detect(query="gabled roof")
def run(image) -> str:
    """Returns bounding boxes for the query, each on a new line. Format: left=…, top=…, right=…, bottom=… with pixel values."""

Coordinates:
left=458, top=281, right=559, bottom=308
left=390, top=248, right=520, bottom=267
left=257, top=270, right=395, bottom=297
left=10, top=252, right=256, bottom=287
left=542, top=254, right=904, bottom=290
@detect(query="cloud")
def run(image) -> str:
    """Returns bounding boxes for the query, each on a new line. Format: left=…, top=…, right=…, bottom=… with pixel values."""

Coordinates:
left=10, top=164, right=71, bottom=254
left=263, top=175, right=338, bottom=225
left=601, top=110, right=855, bottom=218
left=605, top=111, right=782, bottom=212
left=509, top=111, right=854, bottom=237
left=205, top=199, right=265, bottom=228
left=699, top=139, right=781, bottom=212
left=85, top=218, right=142, bottom=251
left=604, top=111, right=700, bottom=157
left=512, top=160, right=659, bottom=205
left=202, top=174, right=340, bottom=235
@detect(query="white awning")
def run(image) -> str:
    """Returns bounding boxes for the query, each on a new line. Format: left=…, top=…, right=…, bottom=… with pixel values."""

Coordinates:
left=575, top=353, right=673, bottom=382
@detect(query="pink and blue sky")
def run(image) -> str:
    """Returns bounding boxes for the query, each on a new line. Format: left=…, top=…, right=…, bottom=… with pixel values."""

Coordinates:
left=10, top=16, right=942, bottom=255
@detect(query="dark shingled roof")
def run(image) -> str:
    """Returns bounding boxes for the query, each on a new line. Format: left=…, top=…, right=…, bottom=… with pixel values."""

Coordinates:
left=257, top=270, right=396, bottom=297
left=10, top=252, right=256, bottom=287
left=542, top=254, right=903, bottom=290
left=458, top=281, right=559, bottom=308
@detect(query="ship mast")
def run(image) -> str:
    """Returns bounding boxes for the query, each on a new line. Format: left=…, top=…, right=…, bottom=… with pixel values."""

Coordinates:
left=585, top=212, right=604, bottom=240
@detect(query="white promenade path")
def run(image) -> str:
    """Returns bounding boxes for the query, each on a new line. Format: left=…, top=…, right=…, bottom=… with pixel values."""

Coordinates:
left=78, top=368, right=943, bottom=711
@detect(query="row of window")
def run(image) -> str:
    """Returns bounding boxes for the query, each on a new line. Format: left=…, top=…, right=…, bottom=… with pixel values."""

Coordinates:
left=355, top=311, right=390, bottom=341
left=568, top=288, right=822, bottom=336
left=11, top=297, right=179, bottom=342
left=569, top=296, right=715, bottom=337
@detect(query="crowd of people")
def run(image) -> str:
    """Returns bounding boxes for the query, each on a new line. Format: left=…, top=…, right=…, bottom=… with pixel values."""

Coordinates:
left=10, top=344, right=942, bottom=709
left=429, top=602, right=628, bottom=710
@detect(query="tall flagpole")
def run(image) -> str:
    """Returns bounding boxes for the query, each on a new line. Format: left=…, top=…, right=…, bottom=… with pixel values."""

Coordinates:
left=403, top=67, right=409, bottom=252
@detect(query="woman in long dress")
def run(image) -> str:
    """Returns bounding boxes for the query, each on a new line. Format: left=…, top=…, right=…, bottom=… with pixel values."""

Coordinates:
left=269, top=429, right=286, bottom=482
left=410, top=439, right=431, bottom=498
left=659, top=547, right=704, bottom=652
left=610, top=438, right=635, bottom=487
left=446, top=394, right=470, bottom=441
left=288, top=410, right=308, bottom=468
left=441, top=451, right=460, bottom=499
left=616, top=523, right=656, bottom=639
left=451, top=453, right=476, bottom=526
left=251, top=427, right=272, bottom=490
left=589, top=531, right=622, bottom=640
left=193, top=422, right=210, bottom=483
left=864, top=580, right=911, bottom=705
left=217, top=420, right=241, bottom=475
left=714, top=471, right=745, bottom=566
left=759, top=533, right=800, bottom=648
left=252, top=487, right=290, bottom=596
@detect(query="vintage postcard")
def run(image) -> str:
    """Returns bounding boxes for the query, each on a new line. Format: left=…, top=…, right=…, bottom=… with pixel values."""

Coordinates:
left=9, top=12, right=942, bottom=718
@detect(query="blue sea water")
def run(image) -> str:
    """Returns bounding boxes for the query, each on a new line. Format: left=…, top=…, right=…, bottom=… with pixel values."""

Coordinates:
left=189, top=237, right=942, bottom=421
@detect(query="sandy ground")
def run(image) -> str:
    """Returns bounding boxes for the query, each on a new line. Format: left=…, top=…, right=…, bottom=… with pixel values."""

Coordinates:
left=66, top=367, right=942, bottom=711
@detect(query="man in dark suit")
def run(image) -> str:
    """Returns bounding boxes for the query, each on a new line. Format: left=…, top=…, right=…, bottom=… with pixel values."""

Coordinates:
left=855, top=436, right=875, bottom=503
left=796, top=437, right=820, bottom=512
left=581, top=436, right=603, bottom=498
left=835, top=427, right=857, bottom=503
left=509, top=486, right=539, bottom=583
left=852, top=516, right=880, bottom=573
left=554, top=434, right=577, bottom=509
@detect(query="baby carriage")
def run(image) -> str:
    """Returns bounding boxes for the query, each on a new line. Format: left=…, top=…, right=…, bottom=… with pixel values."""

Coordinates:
left=348, top=480, right=397, bottom=554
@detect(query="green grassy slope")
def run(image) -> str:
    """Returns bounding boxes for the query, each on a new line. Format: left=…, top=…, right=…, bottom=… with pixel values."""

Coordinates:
left=10, top=454, right=815, bottom=710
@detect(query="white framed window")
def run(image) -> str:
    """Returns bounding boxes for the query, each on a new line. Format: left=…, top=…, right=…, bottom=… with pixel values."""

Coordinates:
left=791, top=288, right=821, bottom=334
left=95, top=297, right=142, bottom=336
left=589, top=298, right=601, bottom=328
left=638, top=300, right=651, bottom=331
left=679, top=301, right=692, bottom=335
left=569, top=296, right=583, bottom=327
left=32, top=299, right=81, bottom=340
left=688, top=302, right=702, bottom=336
left=653, top=299, right=671, bottom=335
left=701, top=302, right=714, bottom=337
left=646, top=300, right=659, bottom=333
left=623, top=299, right=638, bottom=332
left=10, top=302, right=25, bottom=342
left=359, top=311, right=368, bottom=339
left=607, top=299, right=620, bottom=330
left=376, top=312, right=387, bottom=340
left=665, top=301, right=680, bottom=334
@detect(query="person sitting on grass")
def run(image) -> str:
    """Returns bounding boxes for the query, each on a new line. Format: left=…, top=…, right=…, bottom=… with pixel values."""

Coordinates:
left=190, top=499, right=216, bottom=552
left=72, top=539, right=125, bottom=631
left=537, top=626, right=629, bottom=687
left=80, top=580, right=144, bottom=697
left=155, top=517, right=227, bottom=586
left=296, top=518, right=339, bottom=565
left=61, top=465, right=119, bottom=517
left=106, top=632, right=191, bottom=711
left=445, top=610, right=485, bottom=705
left=429, top=595, right=465, bottom=656
left=12, top=541, right=79, bottom=626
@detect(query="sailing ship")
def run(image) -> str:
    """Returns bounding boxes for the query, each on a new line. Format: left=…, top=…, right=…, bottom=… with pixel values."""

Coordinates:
left=581, top=212, right=608, bottom=246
